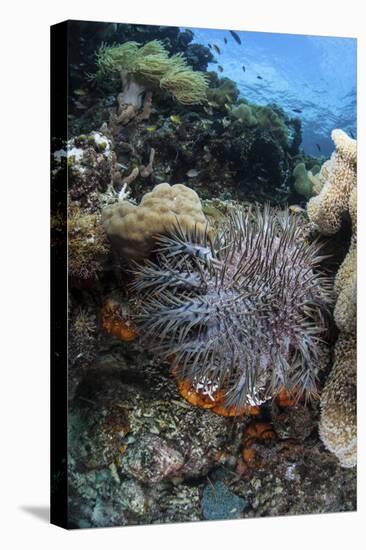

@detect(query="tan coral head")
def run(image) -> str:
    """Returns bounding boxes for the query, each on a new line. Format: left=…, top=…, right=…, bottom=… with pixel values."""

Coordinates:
left=102, top=182, right=209, bottom=263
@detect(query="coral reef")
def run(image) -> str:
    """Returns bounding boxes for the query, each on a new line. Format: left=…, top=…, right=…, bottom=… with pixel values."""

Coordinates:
left=207, top=76, right=240, bottom=109
left=102, top=182, right=208, bottom=262
left=62, top=23, right=357, bottom=528
left=93, top=40, right=208, bottom=132
left=53, top=132, right=122, bottom=212
left=67, top=203, right=110, bottom=280
left=333, top=186, right=357, bottom=333
left=319, top=333, right=356, bottom=468
left=130, top=204, right=332, bottom=409
left=101, top=297, right=138, bottom=342
left=293, top=162, right=319, bottom=199
left=306, top=129, right=357, bottom=468
left=67, top=342, right=356, bottom=528
left=307, top=129, right=356, bottom=235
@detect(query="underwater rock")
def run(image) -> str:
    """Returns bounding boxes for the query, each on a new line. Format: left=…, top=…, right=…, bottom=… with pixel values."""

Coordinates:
left=201, top=480, right=247, bottom=520
left=120, top=433, right=185, bottom=483
left=53, top=131, right=120, bottom=211
left=118, top=479, right=147, bottom=516
left=233, top=438, right=356, bottom=516
left=271, top=404, right=314, bottom=441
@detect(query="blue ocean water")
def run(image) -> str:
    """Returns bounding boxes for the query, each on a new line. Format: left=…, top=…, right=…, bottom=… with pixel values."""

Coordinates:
left=184, top=27, right=357, bottom=157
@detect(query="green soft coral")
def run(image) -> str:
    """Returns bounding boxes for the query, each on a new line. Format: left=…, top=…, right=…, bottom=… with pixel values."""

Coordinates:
left=95, top=40, right=208, bottom=105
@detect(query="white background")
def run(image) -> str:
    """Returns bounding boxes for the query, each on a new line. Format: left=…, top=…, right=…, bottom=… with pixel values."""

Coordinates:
left=0, top=0, right=364, bottom=548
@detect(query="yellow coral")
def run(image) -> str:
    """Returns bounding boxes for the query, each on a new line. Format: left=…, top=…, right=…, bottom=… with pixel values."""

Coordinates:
left=102, top=183, right=208, bottom=262
left=307, top=129, right=356, bottom=235
left=319, top=333, right=356, bottom=468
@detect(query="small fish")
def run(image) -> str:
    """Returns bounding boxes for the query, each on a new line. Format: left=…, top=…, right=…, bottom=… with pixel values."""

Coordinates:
left=224, top=37, right=228, bottom=44
left=213, top=44, right=221, bottom=55
left=146, top=126, right=157, bottom=133
left=170, top=115, right=181, bottom=125
left=242, top=65, right=246, bottom=72
left=186, top=169, right=200, bottom=178
left=224, top=94, right=232, bottom=102
left=208, top=43, right=212, bottom=49
left=67, top=114, right=76, bottom=120
left=74, top=89, right=87, bottom=96
left=257, top=75, right=263, bottom=80
left=292, top=108, right=302, bottom=113
left=218, top=65, right=224, bottom=72
left=229, top=30, right=242, bottom=45
left=208, top=101, right=219, bottom=108
left=224, top=103, right=231, bottom=110
left=316, top=143, right=321, bottom=152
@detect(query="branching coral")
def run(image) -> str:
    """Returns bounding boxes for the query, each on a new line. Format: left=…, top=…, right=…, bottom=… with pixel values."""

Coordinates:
left=129, top=205, right=332, bottom=410
left=68, top=203, right=110, bottom=279
left=319, top=333, right=356, bottom=468
left=102, top=182, right=208, bottom=263
left=95, top=40, right=208, bottom=111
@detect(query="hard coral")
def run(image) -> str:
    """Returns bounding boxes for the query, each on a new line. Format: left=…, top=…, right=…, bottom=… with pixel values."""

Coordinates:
left=307, top=129, right=356, bottom=235
left=68, top=203, right=110, bottom=280
left=306, top=129, right=357, bottom=468
left=333, top=186, right=357, bottom=333
left=102, top=182, right=208, bottom=263
left=130, top=204, right=332, bottom=410
left=319, top=333, right=356, bottom=468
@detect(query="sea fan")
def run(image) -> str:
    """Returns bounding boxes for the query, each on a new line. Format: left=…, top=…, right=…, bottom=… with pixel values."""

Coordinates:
left=130, top=205, right=333, bottom=409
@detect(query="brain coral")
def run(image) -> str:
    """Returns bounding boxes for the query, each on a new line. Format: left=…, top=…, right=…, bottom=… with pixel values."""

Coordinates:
left=307, top=129, right=356, bottom=235
left=319, top=333, right=356, bottom=468
left=102, top=183, right=208, bottom=262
